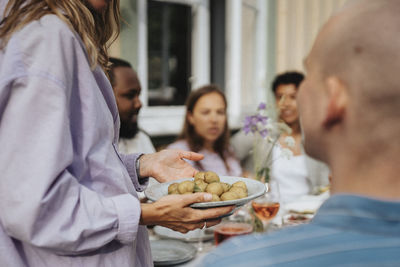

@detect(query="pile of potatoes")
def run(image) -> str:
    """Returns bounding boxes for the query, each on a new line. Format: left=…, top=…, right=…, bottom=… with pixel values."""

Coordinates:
left=167, top=171, right=248, bottom=201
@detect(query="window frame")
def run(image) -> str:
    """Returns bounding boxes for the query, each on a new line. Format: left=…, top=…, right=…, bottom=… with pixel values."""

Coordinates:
left=137, top=0, right=211, bottom=136
left=136, top=0, right=271, bottom=136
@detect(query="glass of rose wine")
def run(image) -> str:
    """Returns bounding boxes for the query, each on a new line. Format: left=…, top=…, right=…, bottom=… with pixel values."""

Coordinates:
left=251, top=179, right=281, bottom=232
left=214, top=222, right=253, bottom=245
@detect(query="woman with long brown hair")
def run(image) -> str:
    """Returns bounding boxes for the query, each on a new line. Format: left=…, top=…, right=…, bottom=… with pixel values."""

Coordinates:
left=168, top=85, right=242, bottom=176
left=0, top=1, right=231, bottom=266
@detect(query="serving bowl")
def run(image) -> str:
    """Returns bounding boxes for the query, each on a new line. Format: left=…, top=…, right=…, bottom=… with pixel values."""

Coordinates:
left=145, top=176, right=266, bottom=208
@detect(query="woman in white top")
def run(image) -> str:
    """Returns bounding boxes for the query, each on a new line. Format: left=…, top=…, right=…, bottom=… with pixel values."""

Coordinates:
left=168, top=85, right=242, bottom=176
left=231, top=72, right=330, bottom=200
left=271, top=72, right=314, bottom=202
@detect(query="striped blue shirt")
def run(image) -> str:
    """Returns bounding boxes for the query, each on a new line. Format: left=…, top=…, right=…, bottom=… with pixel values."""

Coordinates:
left=199, top=194, right=400, bottom=266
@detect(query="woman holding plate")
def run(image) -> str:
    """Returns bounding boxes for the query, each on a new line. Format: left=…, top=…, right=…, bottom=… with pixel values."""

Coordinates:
left=0, top=1, right=232, bottom=266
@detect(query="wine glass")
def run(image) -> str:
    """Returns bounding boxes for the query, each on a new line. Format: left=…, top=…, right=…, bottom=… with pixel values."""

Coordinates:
left=196, top=223, right=206, bottom=252
left=251, top=179, right=281, bottom=232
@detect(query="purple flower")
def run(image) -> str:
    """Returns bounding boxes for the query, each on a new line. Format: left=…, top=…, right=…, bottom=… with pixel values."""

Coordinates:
left=242, top=105, right=270, bottom=136
left=243, top=115, right=259, bottom=134
left=251, top=115, right=259, bottom=125
left=243, top=116, right=252, bottom=134
left=255, top=114, right=268, bottom=125
left=259, top=129, right=269, bottom=138
left=257, top=102, right=266, bottom=110
left=243, top=125, right=251, bottom=135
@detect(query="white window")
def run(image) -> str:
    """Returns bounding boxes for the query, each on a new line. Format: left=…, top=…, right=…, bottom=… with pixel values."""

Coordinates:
left=136, top=0, right=211, bottom=136
left=114, top=0, right=272, bottom=136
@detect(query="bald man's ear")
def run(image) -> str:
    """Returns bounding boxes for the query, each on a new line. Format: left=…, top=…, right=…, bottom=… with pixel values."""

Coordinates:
left=323, top=77, right=348, bottom=129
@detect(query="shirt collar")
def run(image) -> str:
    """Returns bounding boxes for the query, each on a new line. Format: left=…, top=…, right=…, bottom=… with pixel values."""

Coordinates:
left=312, top=194, right=400, bottom=236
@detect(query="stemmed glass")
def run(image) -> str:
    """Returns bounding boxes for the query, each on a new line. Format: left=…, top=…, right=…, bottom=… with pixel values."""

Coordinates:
left=196, top=223, right=206, bottom=252
left=251, top=179, right=281, bottom=232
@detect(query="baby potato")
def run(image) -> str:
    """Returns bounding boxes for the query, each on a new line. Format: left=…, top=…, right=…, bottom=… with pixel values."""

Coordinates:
left=205, top=182, right=224, bottom=196
left=229, top=186, right=248, bottom=199
left=194, top=179, right=208, bottom=192
left=194, top=171, right=206, bottom=180
left=221, top=182, right=231, bottom=193
left=168, top=183, right=179, bottom=194
left=204, top=171, right=220, bottom=183
left=220, top=191, right=239, bottom=201
left=211, top=194, right=221, bottom=202
left=232, top=181, right=247, bottom=192
left=178, top=180, right=195, bottom=194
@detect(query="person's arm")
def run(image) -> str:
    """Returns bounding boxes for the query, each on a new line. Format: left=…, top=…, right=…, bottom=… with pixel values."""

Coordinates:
left=139, top=150, right=203, bottom=183
left=0, top=21, right=140, bottom=255
left=0, top=75, right=140, bottom=255
left=140, top=193, right=234, bottom=232
left=120, top=149, right=204, bottom=191
left=119, top=153, right=149, bottom=191
left=136, top=150, right=234, bottom=231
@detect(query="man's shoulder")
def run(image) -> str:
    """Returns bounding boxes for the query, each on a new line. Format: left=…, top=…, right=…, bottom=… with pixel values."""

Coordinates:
left=200, top=224, right=321, bottom=265
left=119, top=130, right=156, bottom=154
left=201, top=215, right=400, bottom=267
left=136, top=130, right=151, bottom=139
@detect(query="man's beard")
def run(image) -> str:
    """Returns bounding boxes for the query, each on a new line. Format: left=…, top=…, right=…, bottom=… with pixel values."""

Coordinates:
left=119, top=120, right=139, bottom=139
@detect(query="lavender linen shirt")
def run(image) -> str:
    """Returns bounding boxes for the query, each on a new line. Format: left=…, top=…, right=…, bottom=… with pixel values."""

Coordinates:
left=0, top=14, right=152, bottom=266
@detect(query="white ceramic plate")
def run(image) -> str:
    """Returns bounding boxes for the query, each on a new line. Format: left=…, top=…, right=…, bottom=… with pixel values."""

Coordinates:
left=145, top=176, right=266, bottom=208
left=153, top=226, right=214, bottom=242
left=284, top=195, right=327, bottom=214
left=150, top=240, right=196, bottom=266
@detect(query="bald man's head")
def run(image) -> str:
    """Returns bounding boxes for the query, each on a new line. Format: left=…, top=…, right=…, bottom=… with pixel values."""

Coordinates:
left=299, top=0, right=400, bottom=160
left=315, top=1, right=400, bottom=118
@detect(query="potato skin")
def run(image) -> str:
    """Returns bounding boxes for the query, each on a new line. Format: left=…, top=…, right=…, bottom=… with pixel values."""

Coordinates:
left=211, top=194, right=221, bottom=202
left=229, top=186, right=247, bottom=198
left=194, top=180, right=208, bottom=192
left=220, top=191, right=239, bottom=201
left=168, top=183, right=179, bottom=194
left=205, top=183, right=224, bottom=196
left=232, top=181, right=247, bottom=192
left=204, top=171, right=220, bottom=183
left=178, top=180, right=195, bottom=194
left=167, top=175, right=248, bottom=201
left=194, top=171, right=206, bottom=180
left=221, top=182, right=231, bottom=193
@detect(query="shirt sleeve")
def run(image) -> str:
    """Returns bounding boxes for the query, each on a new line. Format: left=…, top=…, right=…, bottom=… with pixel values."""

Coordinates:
left=119, top=153, right=149, bottom=192
left=0, top=74, right=141, bottom=255
left=0, top=18, right=141, bottom=256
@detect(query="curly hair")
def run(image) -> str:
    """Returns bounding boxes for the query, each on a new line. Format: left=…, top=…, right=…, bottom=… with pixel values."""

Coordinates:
left=272, top=71, right=304, bottom=93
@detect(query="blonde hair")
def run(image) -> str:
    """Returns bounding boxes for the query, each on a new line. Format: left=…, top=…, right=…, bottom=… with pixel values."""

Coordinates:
left=0, top=0, right=120, bottom=70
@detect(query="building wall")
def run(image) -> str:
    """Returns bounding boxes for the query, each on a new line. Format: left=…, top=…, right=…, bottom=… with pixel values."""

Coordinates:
left=108, top=0, right=347, bottom=137
left=275, top=0, right=347, bottom=73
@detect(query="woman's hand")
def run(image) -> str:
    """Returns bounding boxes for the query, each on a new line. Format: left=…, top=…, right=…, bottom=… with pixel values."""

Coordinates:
left=139, top=149, right=204, bottom=183
left=140, top=193, right=234, bottom=233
